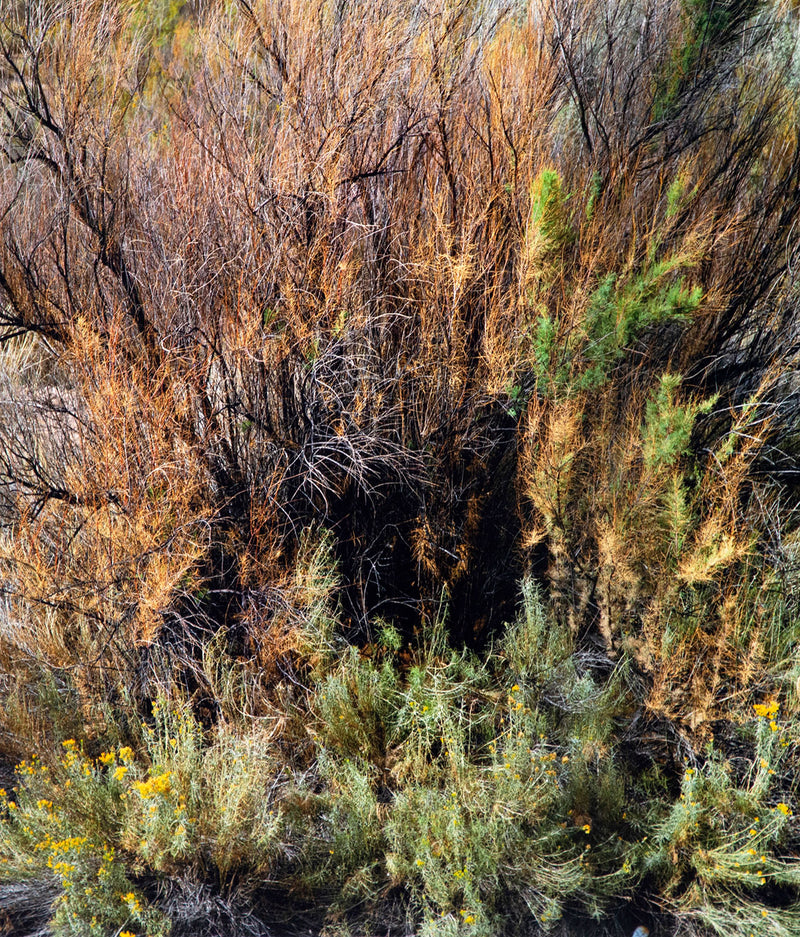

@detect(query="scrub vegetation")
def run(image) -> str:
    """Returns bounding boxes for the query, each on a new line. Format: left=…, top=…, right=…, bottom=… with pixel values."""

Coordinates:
left=1, top=1, right=800, bottom=934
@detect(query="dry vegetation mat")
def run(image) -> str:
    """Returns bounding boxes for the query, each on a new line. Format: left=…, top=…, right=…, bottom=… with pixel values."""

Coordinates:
left=1, top=1, right=800, bottom=935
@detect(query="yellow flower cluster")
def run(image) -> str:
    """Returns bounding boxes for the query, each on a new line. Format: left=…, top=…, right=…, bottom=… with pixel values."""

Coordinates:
left=16, top=756, right=44, bottom=777
left=508, top=684, right=524, bottom=711
left=60, top=739, right=81, bottom=769
left=133, top=771, right=173, bottom=799
left=36, top=834, right=87, bottom=884
left=96, top=845, right=116, bottom=880
left=120, top=891, right=141, bottom=912
left=38, top=834, right=88, bottom=855
left=753, top=700, right=779, bottom=719
left=48, top=858, right=76, bottom=885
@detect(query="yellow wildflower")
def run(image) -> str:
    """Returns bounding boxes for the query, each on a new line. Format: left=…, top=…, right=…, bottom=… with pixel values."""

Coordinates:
left=120, top=891, right=141, bottom=912
left=133, top=771, right=172, bottom=799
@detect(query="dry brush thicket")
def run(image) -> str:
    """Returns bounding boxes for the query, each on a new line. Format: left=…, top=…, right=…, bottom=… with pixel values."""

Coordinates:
left=0, top=1, right=800, bottom=935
